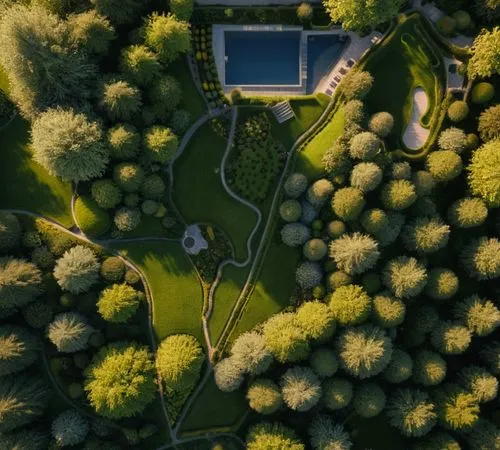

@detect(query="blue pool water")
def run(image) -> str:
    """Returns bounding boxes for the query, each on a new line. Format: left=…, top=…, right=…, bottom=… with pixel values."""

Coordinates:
left=225, top=31, right=301, bottom=85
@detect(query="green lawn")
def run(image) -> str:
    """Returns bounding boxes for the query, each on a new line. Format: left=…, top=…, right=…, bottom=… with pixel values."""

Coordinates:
left=360, top=13, right=445, bottom=149
left=295, top=106, right=345, bottom=179
left=109, top=241, right=204, bottom=343
left=173, top=122, right=258, bottom=261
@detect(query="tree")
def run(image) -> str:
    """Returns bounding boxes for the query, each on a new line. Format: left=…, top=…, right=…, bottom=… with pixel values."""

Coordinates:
left=323, top=0, right=404, bottom=31
left=284, top=173, right=308, bottom=198
left=144, top=126, right=178, bottom=164
left=297, top=2, right=313, bottom=22
left=114, top=207, right=141, bottom=232
left=468, top=27, right=500, bottom=79
left=331, top=187, right=365, bottom=221
left=447, top=197, right=488, bottom=228
left=281, top=223, right=311, bottom=247
left=329, top=232, right=380, bottom=275
left=246, top=422, right=304, bottom=450
left=329, top=284, right=371, bottom=326
left=296, top=261, right=322, bottom=289
left=425, top=150, right=463, bottom=183
left=368, top=112, right=394, bottom=137
left=412, top=171, right=435, bottom=197
left=425, top=268, right=459, bottom=301
left=247, top=379, right=282, bottom=415
left=68, top=10, right=115, bottom=55
left=22, top=301, right=53, bottom=329
left=84, top=342, right=156, bottom=418
left=402, top=216, right=450, bottom=254
left=380, top=179, right=417, bottom=211
left=310, top=347, right=338, bottom=378
left=447, top=101, right=469, bottom=122
left=431, top=321, right=472, bottom=355
left=149, top=75, right=182, bottom=119
left=295, top=301, right=336, bottom=341
left=412, top=350, right=447, bottom=386
left=0, top=375, right=52, bottom=432
left=478, top=104, right=500, bottom=142
left=170, top=0, right=193, bottom=21
left=144, top=13, right=191, bottom=64
left=52, top=410, right=89, bottom=447
left=386, top=389, right=437, bottom=437
left=336, top=324, right=392, bottom=379
left=382, top=256, right=427, bottom=299
left=214, top=357, right=245, bottom=392
left=262, top=313, right=309, bottom=363
left=0, top=428, right=48, bottom=450
left=281, top=366, right=321, bottom=412
left=471, top=81, right=495, bottom=104
left=91, top=179, right=122, bottom=209
left=351, top=163, right=384, bottom=194
left=413, top=431, right=461, bottom=450
left=90, top=0, right=142, bottom=25
left=0, top=257, right=42, bottom=313
left=360, top=208, right=388, bottom=235
left=48, top=312, right=93, bottom=353
left=459, top=366, right=498, bottom=403
left=350, top=132, right=382, bottom=161
left=436, top=385, right=480, bottom=431
left=303, top=239, right=328, bottom=261
left=475, top=0, right=500, bottom=22
left=323, top=377, right=353, bottom=410
left=341, top=70, right=374, bottom=99
left=0, top=211, right=21, bottom=252
left=120, top=45, right=161, bottom=87
left=170, top=109, right=191, bottom=134
left=307, top=179, right=334, bottom=208
left=141, top=174, right=166, bottom=200
left=353, top=382, right=386, bottom=418
left=461, top=237, right=500, bottom=280
left=383, top=349, right=413, bottom=383
left=308, top=415, right=352, bottom=450
left=97, top=283, right=141, bottom=323
left=107, top=124, right=140, bottom=161
left=101, top=80, right=141, bottom=122
left=438, top=127, right=468, bottom=153
left=156, top=334, right=204, bottom=397
left=280, top=200, right=302, bottom=222
left=466, top=419, right=500, bottom=450
left=31, top=108, right=109, bottom=182
left=231, top=331, right=272, bottom=375
left=0, top=5, right=96, bottom=118
left=467, top=140, right=500, bottom=208
left=343, top=99, right=365, bottom=124
left=371, top=293, right=405, bottom=328
left=54, top=245, right=100, bottom=294
left=113, top=162, right=145, bottom=192
left=0, top=325, right=39, bottom=376
left=454, top=294, right=500, bottom=336
left=322, top=142, right=352, bottom=175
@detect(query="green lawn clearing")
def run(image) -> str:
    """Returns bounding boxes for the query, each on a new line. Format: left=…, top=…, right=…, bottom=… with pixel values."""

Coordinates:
left=173, top=121, right=258, bottom=261
left=109, top=240, right=204, bottom=343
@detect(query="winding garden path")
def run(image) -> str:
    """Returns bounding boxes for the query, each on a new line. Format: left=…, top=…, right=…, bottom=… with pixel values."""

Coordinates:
left=402, top=87, right=430, bottom=149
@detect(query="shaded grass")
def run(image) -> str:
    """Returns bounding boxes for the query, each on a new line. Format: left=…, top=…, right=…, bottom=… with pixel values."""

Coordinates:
left=349, top=414, right=406, bottom=450
left=173, top=121, right=258, bottom=261
left=109, top=240, right=204, bottom=343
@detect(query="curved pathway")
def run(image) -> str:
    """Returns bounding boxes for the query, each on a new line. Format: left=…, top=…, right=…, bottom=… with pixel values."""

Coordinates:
left=402, top=87, right=430, bottom=150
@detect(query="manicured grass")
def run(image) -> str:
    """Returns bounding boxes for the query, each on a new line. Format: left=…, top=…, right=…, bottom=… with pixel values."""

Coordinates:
left=295, top=106, right=345, bottom=179
left=173, top=121, right=258, bottom=261
left=74, top=195, right=110, bottom=237
left=360, top=13, right=445, bottom=149
left=179, top=375, right=248, bottom=434
left=109, top=241, right=204, bottom=343
left=0, top=117, right=73, bottom=227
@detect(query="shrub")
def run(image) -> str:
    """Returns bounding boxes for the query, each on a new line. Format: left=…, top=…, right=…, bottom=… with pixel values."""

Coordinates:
left=412, top=350, right=447, bottom=386
left=113, top=162, right=145, bottom=192
left=402, top=216, right=450, bottom=254
left=436, top=15, right=456, bottom=35
left=31, top=246, right=54, bottom=269
left=114, top=208, right=141, bottom=232
left=425, top=151, right=463, bottom=182
left=327, top=220, right=346, bottom=238
left=246, top=422, right=304, bottom=450
left=360, top=208, right=388, bottom=235
left=431, top=321, right=472, bottom=355
left=31, top=108, right=109, bottom=182
left=141, top=174, right=166, bottom=200
left=97, top=283, right=141, bottom=323
left=329, top=284, right=371, bottom=326
left=459, top=366, right=498, bottom=403
left=380, top=179, right=417, bottom=210
left=453, top=10, right=471, bottom=29
left=52, top=410, right=89, bottom=446
left=120, top=45, right=161, bottom=86
left=308, top=415, right=352, bottom=450
left=22, top=301, right=53, bottom=329
left=327, top=271, right=352, bottom=290
left=54, top=245, right=100, bottom=294
left=156, top=334, right=204, bottom=395
left=447, top=101, right=469, bottom=122
left=214, top=357, right=245, bottom=392
left=467, top=140, right=500, bottom=208
left=284, top=173, right=308, bottom=198
left=149, top=75, right=182, bottom=118
left=478, top=104, right=500, bottom=142
left=386, top=389, right=437, bottom=437
left=436, top=386, right=480, bottom=431
left=307, top=179, right=334, bottom=208
left=68, top=10, right=114, bottom=55
left=425, top=268, right=458, bottom=300
left=390, top=161, right=411, bottom=180
left=371, top=293, right=405, bottom=328
left=231, top=331, right=272, bottom=375
left=263, top=313, right=309, bottom=363
left=91, top=179, right=122, bottom=209
left=353, top=382, right=386, bottom=418
left=170, top=109, right=191, bottom=134
left=296, top=261, right=323, bottom=289
left=279, top=200, right=301, bottom=222
left=303, top=239, right=328, bottom=261
left=144, top=13, right=191, bottom=64
left=454, top=294, right=500, bottom=336
left=310, top=347, right=338, bottom=378
left=331, top=187, right=365, bottom=221
left=438, top=127, right=468, bottom=154
left=281, top=367, right=321, bottom=412
left=0, top=375, right=51, bottom=432
left=323, top=377, right=353, bottom=410
left=341, top=71, right=374, bottom=100
left=322, top=142, right=352, bottom=175
left=350, top=162, right=383, bottom=192
left=107, top=124, right=139, bottom=161
left=247, top=379, right=282, bottom=415
left=383, top=349, right=413, bottom=383
left=343, top=99, right=365, bottom=124
left=48, top=312, right=93, bottom=353
left=412, top=171, right=436, bottom=197
left=382, top=256, right=427, bottom=299
left=74, top=196, right=111, bottom=238
left=125, top=269, right=140, bottom=285
left=101, top=79, right=142, bottom=122
left=350, top=132, right=382, bottom=160
left=144, top=126, right=178, bottom=164
left=461, top=237, right=500, bottom=280
left=0, top=325, right=39, bottom=376
left=142, top=200, right=159, bottom=215
left=90, top=0, right=142, bottom=25
left=368, top=112, right=394, bottom=137
left=470, top=82, right=495, bottom=104
left=295, top=301, right=336, bottom=341
left=296, top=2, right=313, bottom=22
left=447, top=197, right=488, bottom=228
left=329, top=232, right=379, bottom=275
left=0, top=211, right=21, bottom=252
left=336, top=324, right=392, bottom=379
left=100, top=256, right=125, bottom=282
left=84, top=342, right=156, bottom=418
left=170, top=0, right=193, bottom=20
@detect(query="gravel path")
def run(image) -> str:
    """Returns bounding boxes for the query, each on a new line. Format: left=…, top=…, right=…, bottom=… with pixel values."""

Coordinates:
left=402, top=87, right=430, bottom=150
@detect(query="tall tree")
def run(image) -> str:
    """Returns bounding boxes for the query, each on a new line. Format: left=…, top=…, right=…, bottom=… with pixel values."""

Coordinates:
left=468, top=27, right=500, bottom=79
